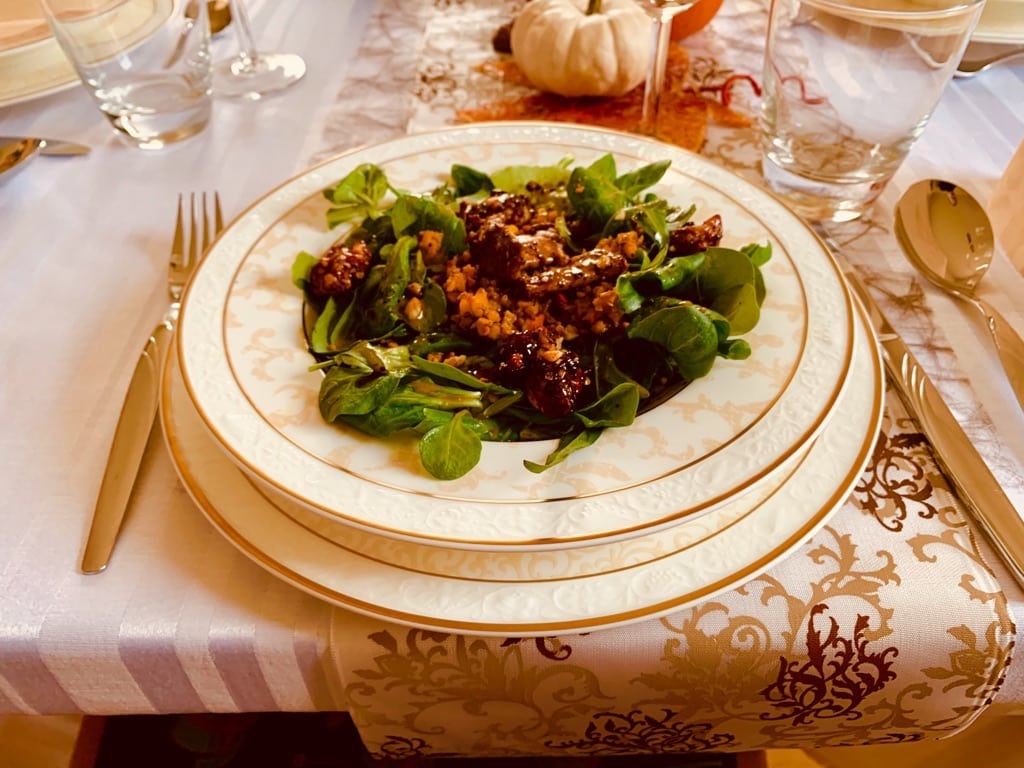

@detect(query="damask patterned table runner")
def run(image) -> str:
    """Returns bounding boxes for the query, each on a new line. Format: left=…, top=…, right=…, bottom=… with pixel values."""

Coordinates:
left=311, top=0, right=1018, bottom=757
left=328, top=390, right=1012, bottom=757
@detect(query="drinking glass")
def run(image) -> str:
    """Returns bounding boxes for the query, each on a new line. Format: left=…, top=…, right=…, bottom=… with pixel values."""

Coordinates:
left=636, top=0, right=698, bottom=137
left=212, top=0, right=306, bottom=99
left=760, top=0, right=986, bottom=222
left=39, top=0, right=213, bottom=150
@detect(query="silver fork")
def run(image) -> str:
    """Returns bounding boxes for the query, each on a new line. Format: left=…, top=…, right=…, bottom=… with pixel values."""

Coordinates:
left=81, top=192, right=224, bottom=574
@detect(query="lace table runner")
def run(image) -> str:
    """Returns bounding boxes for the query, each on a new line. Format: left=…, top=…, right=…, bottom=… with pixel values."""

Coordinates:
left=310, top=0, right=1018, bottom=756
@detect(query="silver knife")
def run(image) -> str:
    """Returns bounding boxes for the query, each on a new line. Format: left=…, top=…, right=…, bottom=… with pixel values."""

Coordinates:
left=81, top=324, right=172, bottom=574
left=840, top=258, right=1024, bottom=589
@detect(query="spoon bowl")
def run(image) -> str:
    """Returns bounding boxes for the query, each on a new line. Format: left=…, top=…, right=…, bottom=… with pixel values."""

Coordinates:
left=0, top=139, right=41, bottom=179
left=0, top=137, right=90, bottom=181
left=895, top=179, right=1024, bottom=411
left=207, top=0, right=232, bottom=34
left=164, top=0, right=232, bottom=68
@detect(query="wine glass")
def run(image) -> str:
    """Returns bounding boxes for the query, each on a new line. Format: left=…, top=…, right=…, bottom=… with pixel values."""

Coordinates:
left=636, top=1, right=698, bottom=137
left=212, top=0, right=307, bottom=99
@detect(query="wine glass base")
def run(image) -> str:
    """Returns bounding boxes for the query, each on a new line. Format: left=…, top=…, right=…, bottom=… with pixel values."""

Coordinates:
left=212, top=52, right=307, bottom=100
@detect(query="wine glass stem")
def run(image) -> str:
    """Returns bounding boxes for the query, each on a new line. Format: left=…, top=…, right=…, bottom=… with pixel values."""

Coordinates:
left=229, top=0, right=261, bottom=67
left=639, top=10, right=679, bottom=137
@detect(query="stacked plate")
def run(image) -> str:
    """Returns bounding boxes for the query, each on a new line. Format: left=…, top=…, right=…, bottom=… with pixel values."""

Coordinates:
left=973, top=0, right=1024, bottom=44
left=165, top=123, right=884, bottom=636
left=0, top=0, right=171, bottom=108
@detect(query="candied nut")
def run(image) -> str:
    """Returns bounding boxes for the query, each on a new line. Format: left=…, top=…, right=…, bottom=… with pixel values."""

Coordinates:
left=308, top=240, right=372, bottom=297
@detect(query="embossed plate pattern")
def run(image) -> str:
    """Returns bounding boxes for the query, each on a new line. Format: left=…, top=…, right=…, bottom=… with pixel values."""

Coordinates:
left=251, top=441, right=811, bottom=583
left=177, top=123, right=855, bottom=550
left=162, top=292, right=882, bottom=635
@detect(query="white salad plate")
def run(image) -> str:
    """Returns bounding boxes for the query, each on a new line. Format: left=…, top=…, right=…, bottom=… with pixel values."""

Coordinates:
left=0, top=0, right=171, bottom=108
left=246, top=429, right=815, bottom=583
left=162, top=291, right=882, bottom=635
left=177, top=122, right=855, bottom=550
left=0, top=6, right=77, bottom=108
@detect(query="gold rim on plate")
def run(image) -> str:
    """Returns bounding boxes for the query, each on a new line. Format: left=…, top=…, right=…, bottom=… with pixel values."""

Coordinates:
left=176, top=123, right=857, bottom=551
left=0, top=0, right=173, bottom=107
left=160, top=291, right=883, bottom=635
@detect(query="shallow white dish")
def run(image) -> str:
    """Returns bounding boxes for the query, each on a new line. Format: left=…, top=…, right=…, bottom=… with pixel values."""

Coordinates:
left=162, top=293, right=882, bottom=635
left=253, top=436, right=812, bottom=583
left=0, top=33, right=77, bottom=108
left=0, top=0, right=171, bottom=108
left=177, top=123, right=855, bottom=550
left=972, top=0, right=1024, bottom=44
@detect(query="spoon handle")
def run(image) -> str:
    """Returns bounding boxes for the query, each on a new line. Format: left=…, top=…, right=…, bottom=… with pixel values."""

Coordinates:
left=975, top=297, right=1024, bottom=412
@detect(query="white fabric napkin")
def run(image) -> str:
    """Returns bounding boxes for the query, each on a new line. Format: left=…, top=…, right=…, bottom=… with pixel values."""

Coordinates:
left=990, top=140, right=1024, bottom=275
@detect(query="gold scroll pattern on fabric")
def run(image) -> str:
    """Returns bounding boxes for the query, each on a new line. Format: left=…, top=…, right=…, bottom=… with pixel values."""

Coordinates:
left=331, top=391, right=1014, bottom=759
left=317, top=0, right=1014, bottom=757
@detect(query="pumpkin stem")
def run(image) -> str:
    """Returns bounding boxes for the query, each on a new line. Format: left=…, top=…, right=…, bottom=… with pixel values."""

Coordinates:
left=586, top=0, right=603, bottom=14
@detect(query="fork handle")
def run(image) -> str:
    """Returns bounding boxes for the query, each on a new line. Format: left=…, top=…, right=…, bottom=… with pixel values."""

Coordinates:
left=81, top=321, right=174, bottom=574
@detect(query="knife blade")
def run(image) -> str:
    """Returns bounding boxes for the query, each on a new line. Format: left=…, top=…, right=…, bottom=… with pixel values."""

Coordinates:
left=80, top=322, right=173, bottom=574
left=839, top=256, right=1024, bottom=589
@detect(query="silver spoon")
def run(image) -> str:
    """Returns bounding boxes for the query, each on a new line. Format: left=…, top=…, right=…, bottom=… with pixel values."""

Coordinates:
left=0, top=137, right=91, bottom=180
left=163, top=0, right=233, bottom=68
left=895, top=179, right=1024, bottom=412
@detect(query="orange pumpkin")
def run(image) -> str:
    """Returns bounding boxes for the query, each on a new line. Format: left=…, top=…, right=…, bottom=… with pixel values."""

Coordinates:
left=670, top=0, right=725, bottom=39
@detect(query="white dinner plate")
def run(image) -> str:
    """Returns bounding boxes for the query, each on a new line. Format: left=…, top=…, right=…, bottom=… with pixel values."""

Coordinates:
left=0, top=0, right=171, bottom=108
left=162, top=290, right=882, bottom=635
left=0, top=10, right=77, bottom=108
left=972, top=0, right=1024, bottom=44
left=179, top=123, right=855, bottom=548
left=178, top=123, right=856, bottom=551
left=252, top=436, right=814, bottom=583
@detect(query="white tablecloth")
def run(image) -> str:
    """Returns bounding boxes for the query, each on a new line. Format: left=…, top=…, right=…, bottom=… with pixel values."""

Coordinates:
left=1, top=0, right=1023, bottom=721
left=0, top=0, right=372, bottom=714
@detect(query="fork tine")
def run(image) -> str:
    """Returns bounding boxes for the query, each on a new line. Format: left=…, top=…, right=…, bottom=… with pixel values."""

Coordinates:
left=187, top=192, right=198, bottom=269
left=171, top=191, right=223, bottom=284
left=201, top=191, right=211, bottom=254
left=214, top=191, right=224, bottom=235
left=171, top=193, right=185, bottom=268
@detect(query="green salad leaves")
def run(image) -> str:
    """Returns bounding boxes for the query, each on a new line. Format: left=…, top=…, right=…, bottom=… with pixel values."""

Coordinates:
left=293, top=155, right=771, bottom=480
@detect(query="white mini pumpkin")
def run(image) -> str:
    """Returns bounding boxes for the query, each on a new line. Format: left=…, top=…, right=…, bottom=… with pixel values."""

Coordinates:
left=510, top=0, right=652, bottom=98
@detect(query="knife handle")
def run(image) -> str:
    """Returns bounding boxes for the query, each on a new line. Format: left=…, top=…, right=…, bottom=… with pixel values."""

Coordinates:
left=81, top=321, right=174, bottom=574
left=881, top=332, right=1024, bottom=590
left=840, top=264, right=1024, bottom=590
